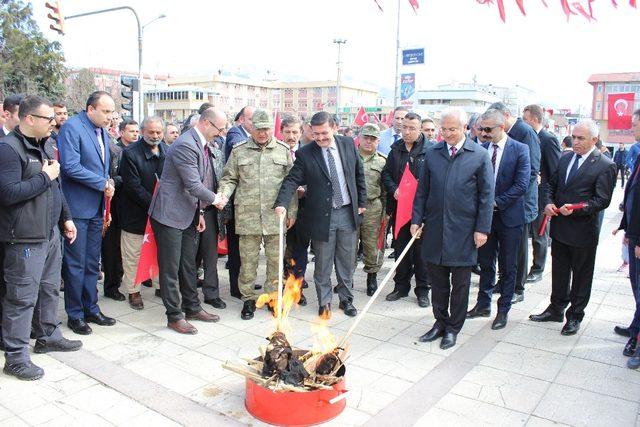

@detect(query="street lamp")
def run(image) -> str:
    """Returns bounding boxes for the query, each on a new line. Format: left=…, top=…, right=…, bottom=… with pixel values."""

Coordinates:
left=140, top=14, right=167, bottom=119
left=333, top=38, right=346, bottom=117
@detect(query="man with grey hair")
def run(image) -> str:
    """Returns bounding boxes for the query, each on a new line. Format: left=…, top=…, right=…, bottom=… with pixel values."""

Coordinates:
left=488, top=102, right=541, bottom=304
left=529, top=120, right=615, bottom=336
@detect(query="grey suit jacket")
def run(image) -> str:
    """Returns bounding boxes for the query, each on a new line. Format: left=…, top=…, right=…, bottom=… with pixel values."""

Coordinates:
left=149, top=128, right=217, bottom=229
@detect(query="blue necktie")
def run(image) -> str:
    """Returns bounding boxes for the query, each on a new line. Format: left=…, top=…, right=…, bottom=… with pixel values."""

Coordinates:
left=394, top=134, right=400, bottom=143
left=566, top=154, right=582, bottom=183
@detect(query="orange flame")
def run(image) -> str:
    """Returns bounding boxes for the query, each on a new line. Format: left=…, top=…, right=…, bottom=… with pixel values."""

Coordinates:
left=255, top=271, right=303, bottom=333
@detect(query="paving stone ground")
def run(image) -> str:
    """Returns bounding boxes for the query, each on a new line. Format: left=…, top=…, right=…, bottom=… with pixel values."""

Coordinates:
left=0, top=186, right=639, bottom=426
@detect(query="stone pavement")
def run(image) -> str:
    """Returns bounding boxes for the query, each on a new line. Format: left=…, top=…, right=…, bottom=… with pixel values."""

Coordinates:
left=1, top=186, right=639, bottom=426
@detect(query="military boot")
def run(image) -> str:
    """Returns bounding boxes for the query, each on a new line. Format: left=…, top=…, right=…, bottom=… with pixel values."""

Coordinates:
left=366, top=273, right=378, bottom=296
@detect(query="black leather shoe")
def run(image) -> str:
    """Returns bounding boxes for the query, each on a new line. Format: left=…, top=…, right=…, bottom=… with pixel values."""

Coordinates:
left=366, top=273, right=378, bottom=296
left=440, top=332, right=457, bottom=350
left=318, top=304, right=331, bottom=319
left=142, top=279, right=153, bottom=288
left=525, top=272, right=543, bottom=283
left=204, top=298, right=227, bottom=309
left=86, top=312, right=116, bottom=326
left=511, top=293, right=524, bottom=304
left=491, top=312, right=508, bottom=330
left=254, top=284, right=262, bottom=290
left=561, top=319, right=580, bottom=336
left=155, top=289, right=162, bottom=297
left=339, top=301, right=357, bottom=317
left=67, top=318, right=92, bottom=335
left=385, top=290, right=408, bottom=302
left=492, top=283, right=502, bottom=294
left=529, top=308, right=564, bottom=323
left=624, top=337, right=638, bottom=357
left=302, top=280, right=309, bottom=289
left=3, top=361, right=44, bottom=381
left=615, top=326, right=632, bottom=337
left=471, top=265, right=481, bottom=275
left=467, top=305, right=491, bottom=318
left=34, top=337, right=82, bottom=354
left=241, top=300, right=256, bottom=320
left=418, top=325, right=444, bottom=342
left=417, top=293, right=430, bottom=308
left=388, top=250, right=396, bottom=259
left=298, top=293, right=307, bottom=306
left=104, top=290, right=125, bottom=301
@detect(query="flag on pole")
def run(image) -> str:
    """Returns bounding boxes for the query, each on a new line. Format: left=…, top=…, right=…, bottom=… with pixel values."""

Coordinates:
left=608, top=93, right=635, bottom=130
left=353, top=106, right=369, bottom=126
left=134, top=182, right=160, bottom=284
left=385, top=110, right=393, bottom=126
left=408, top=0, right=419, bottom=13
left=274, top=110, right=283, bottom=140
left=394, top=164, right=418, bottom=239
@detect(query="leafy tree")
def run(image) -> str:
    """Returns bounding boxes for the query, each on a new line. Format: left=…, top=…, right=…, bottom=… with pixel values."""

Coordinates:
left=66, top=68, right=97, bottom=113
left=0, top=0, right=66, bottom=100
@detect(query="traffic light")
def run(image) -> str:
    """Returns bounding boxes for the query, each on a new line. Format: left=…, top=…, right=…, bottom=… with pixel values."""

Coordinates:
left=45, top=1, right=65, bottom=35
left=120, top=75, right=139, bottom=116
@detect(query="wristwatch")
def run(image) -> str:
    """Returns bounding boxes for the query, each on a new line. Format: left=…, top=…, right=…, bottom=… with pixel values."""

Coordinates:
left=199, top=209, right=205, bottom=216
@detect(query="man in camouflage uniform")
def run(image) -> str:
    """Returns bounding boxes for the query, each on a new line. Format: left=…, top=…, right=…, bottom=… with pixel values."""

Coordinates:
left=218, top=110, right=296, bottom=320
left=357, top=124, right=387, bottom=296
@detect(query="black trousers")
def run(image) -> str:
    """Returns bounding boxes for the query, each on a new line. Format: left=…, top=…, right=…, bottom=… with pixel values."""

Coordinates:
left=530, top=212, right=549, bottom=274
left=617, top=164, right=626, bottom=187
left=152, top=216, right=203, bottom=323
left=550, top=239, right=597, bottom=321
left=427, top=263, right=471, bottom=334
left=195, top=209, right=220, bottom=300
left=225, top=218, right=241, bottom=298
left=101, top=221, right=123, bottom=294
left=393, top=223, right=429, bottom=297
left=514, top=221, right=532, bottom=294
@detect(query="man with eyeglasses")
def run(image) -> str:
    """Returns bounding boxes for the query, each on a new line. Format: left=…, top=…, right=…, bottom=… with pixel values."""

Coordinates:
left=0, top=95, right=82, bottom=380
left=149, top=108, right=228, bottom=334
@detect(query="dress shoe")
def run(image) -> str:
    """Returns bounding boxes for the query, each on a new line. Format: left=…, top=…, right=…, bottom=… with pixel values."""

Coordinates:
left=34, top=337, right=82, bottom=354
left=168, top=319, right=197, bottom=335
left=492, top=284, right=502, bottom=294
left=155, top=289, right=162, bottom=297
left=366, top=273, right=378, bottom=296
left=624, top=337, right=638, bottom=357
left=318, top=304, right=331, bottom=319
left=339, top=300, right=357, bottom=317
left=561, top=319, right=580, bottom=336
left=467, top=305, right=491, bottom=318
left=86, top=312, right=116, bottom=326
left=628, top=347, right=640, bottom=369
left=388, top=250, right=396, bottom=259
left=128, top=292, right=144, bottom=310
left=440, top=332, right=457, bottom=350
left=254, top=284, right=262, bottom=290
left=491, top=312, right=508, bottom=330
left=386, top=290, right=408, bottom=302
left=511, top=293, right=524, bottom=304
left=196, top=279, right=204, bottom=288
left=302, top=280, right=309, bottom=289
left=204, top=297, right=227, bottom=309
left=104, top=290, right=125, bottom=301
left=142, top=279, right=153, bottom=288
left=67, top=318, right=92, bottom=335
left=418, top=325, right=444, bottom=342
left=529, top=308, right=564, bottom=323
left=471, top=264, right=481, bottom=275
left=241, top=300, right=256, bottom=320
left=525, top=271, right=543, bottom=283
left=298, top=293, right=307, bottom=306
left=417, top=293, right=430, bottom=308
left=3, top=361, right=44, bottom=381
left=614, top=326, right=631, bottom=337
left=187, top=310, right=220, bottom=323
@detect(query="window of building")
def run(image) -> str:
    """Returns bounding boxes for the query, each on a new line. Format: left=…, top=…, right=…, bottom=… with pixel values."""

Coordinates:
left=595, top=101, right=601, bottom=112
left=314, top=88, right=322, bottom=96
left=598, top=83, right=603, bottom=92
left=299, top=89, right=307, bottom=98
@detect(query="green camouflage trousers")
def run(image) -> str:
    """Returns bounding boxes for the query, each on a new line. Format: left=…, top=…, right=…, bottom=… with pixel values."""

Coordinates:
left=239, top=234, right=280, bottom=301
left=357, top=198, right=385, bottom=274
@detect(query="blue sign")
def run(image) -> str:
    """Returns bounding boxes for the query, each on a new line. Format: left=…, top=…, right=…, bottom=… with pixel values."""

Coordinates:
left=402, top=48, right=425, bottom=65
left=400, top=73, right=416, bottom=105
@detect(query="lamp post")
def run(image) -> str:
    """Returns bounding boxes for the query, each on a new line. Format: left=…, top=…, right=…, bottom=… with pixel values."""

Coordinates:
left=333, top=38, right=346, bottom=118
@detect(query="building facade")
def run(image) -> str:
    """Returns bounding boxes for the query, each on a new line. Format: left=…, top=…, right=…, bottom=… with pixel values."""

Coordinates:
left=589, top=72, right=640, bottom=144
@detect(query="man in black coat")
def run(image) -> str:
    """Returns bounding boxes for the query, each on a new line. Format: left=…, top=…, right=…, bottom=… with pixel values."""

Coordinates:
left=381, top=112, right=432, bottom=307
left=275, top=112, right=367, bottom=319
left=614, top=143, right=628, bottom=188
left=523, top=105, right=562, bottom=283
left=529, top=120, right=616, bottom=335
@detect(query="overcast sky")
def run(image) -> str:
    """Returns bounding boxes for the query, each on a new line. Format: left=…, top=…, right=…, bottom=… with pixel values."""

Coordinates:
left=31, top=0, right=639, bottom=112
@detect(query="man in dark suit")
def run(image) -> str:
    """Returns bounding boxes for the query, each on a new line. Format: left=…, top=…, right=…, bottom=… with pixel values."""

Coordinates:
left=412, top=108, right=494, bottom=349
left=529, top=120, right=616, bottom=335
left=58, top=91, right=117, bottom=335
left=523, top=105, right=562, bottom=283
left=614, top=143, right=628, bottom=188
left=275, top=111, right=367, bottom=318
left=223, top=106, right=254, bottom=299
left=149, top=108, right=227, bottom=334
left=489, top=102, right=541, bottom=303
left=467, top=109, right=530, bottom=329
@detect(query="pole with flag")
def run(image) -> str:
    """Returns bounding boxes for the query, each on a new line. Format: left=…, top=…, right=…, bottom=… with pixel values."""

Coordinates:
left=353, top=106, right=369, bottom=127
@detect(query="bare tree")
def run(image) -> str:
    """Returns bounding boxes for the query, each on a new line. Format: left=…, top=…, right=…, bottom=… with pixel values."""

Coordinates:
left=66, top=68, right=96, bottom=113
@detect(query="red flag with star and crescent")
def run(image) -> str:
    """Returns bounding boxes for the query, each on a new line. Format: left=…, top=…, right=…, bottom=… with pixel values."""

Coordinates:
left=394, top=164, right=418, bottom=239
left=608, top=93, right=635, bottom=130
left=134, top=182, right=160, bottom=285
left=353, top=106, right=369, bottom=127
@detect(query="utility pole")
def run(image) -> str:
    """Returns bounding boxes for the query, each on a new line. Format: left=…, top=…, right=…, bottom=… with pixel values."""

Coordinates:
left=333, top=38, right=347, bottom=118
left=393, top=0, right=401, bottom=108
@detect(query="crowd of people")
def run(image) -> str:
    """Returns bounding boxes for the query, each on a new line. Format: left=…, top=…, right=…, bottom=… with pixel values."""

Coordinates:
left=0, top=89, right=639, bottom=381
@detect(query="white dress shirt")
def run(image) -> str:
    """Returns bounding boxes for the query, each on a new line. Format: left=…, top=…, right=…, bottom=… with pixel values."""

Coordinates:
left=490, top=133, right=508, bottom=180
left=565, top=146, right=596, bottom=182
left=322, top=142, right=351, bottom=207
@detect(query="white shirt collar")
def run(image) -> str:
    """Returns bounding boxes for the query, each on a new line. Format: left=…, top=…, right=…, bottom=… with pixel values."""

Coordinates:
left=576, top=146, right=596, bottom=160
left=447, top=136, right=466, bottom=152
left=492, top=133, right=508, bottom=149
left=194, top=127, right=207, bottom=147
left=2, top=125, right=10, bottom=135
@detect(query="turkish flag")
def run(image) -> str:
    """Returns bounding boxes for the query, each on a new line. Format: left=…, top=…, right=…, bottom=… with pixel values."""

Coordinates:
left=274, top=110, right=283, bottom=140
left=608, top=93, right=634, bottom=130
left=353, top=106, right=369, bottom=126
left=408, top=0, right=419, bottom=13
left=134, top=182, right=160, bottom=284
left=394, top=164, right=418, bottom=239
left=385, top=110, right=393, bottom=126
left=373, top=114, right=381, bottom=124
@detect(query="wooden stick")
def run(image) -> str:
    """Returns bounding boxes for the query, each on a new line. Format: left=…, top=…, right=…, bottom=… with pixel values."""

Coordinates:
left=277, top=214, right=285, bottom=331
left=337, top=226, right=423, bottom=348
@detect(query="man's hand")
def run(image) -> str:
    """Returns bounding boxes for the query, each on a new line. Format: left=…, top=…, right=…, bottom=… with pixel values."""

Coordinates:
left=296, top=186, right=306, bottom=199
left=275, top=206, right=287, bottom=217
left=544, top=204, right=558, bottom=217
left=635, top=245, right=640, bottom=259
left=42, top=160, right=60, bottom=181
left=104, top=213, right=112, bottom=228
left=613, top=228, right=620, bottom=236
left=63, top=220, right=77, bottom=244
left=394, top=189, right=399, bottom=200
left=213, top=193, right=228, bottom=210
left=358, top=207, right=366, bottom=215
left=410, top=224, right=423, bottom=239
left=105, top=179, right=115, bottom=198
left=558, top=204, right=574, bottom=216
left=474, top=232, right=488, bottom=248
left=287, top=218, right=296, bottom=230
left=196, top=214, right=206, bottom=232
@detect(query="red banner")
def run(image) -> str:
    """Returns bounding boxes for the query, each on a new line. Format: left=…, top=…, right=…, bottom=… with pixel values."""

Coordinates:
left=353, top=106, right=369, bottom=127
left=274, top=110, right=283, bottom=141
left=394, top=164, right=418, bottom=239
left=608, top=93, right=634, bottom=130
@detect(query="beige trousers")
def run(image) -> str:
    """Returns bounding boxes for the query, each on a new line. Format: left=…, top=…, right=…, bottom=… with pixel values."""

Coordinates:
left=121, top=230, right=159, bottom=294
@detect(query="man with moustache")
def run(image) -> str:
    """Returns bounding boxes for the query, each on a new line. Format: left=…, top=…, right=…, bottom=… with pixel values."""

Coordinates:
left=50, top=101, right=68, bottom=143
